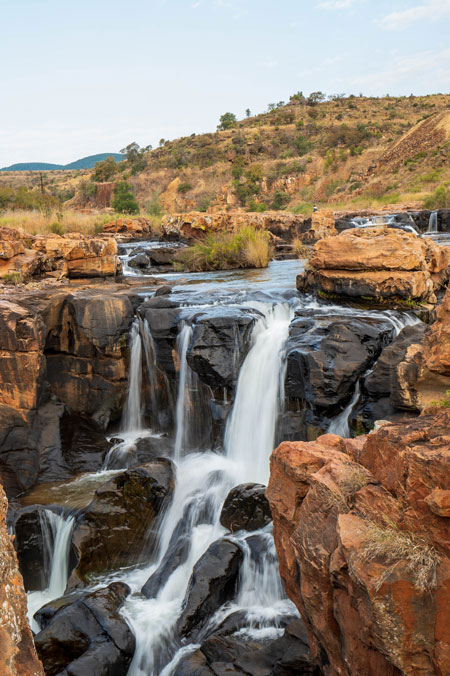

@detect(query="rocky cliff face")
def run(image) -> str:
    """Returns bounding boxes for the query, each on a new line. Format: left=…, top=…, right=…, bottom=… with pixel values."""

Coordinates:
left=0, top=284, right=139, bottom=498
left=0, top=482, right=44, bottom=676
left=267, top=412, right=450, bottom=676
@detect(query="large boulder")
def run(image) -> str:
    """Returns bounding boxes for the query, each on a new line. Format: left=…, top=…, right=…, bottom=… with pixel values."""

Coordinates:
left=219, top=483, right=272, bottom=532
left=32, top=234, right=120, bottom=278
left=34, top=582, right=134, bottom=676
left=0, top=482, right=44, bottom=676
left=68, top=459, right=174, bottom=587
left=176, top=538, right=243, bottom=640
left=267, top=411, right=450, bottom=676
left=285, top=314, right=394, bottom=411
left=298, top=227, right=450, bottom=303
left=186, top=307, right=259, bottom=390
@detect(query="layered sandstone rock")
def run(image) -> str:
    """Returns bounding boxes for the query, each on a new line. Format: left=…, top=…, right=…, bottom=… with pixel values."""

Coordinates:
left=102, top=217, right=152, bottom=237
left=32, top=234, right=120, bottom=278
left=0, top=285, right=137, bottom=498
left=0, top=227, right=121, bottom=282
left=298, top=227, right=450, bottom=302
left=267, top=412, right=450, bottom=676
left=161, top=210, right=314, bottom=241
left=0, top=482, right=44, bottom=676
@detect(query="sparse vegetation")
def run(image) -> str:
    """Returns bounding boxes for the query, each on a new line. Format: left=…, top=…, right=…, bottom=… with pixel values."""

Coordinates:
left=430, top=389, right=450, bottom=408
left=2, top=271, right=24, bottom=285
left=360, top=517, right=441, bottom=592
left=174, top=226, right=272, bottom=272
left=423, top=184, right=450, bottom=209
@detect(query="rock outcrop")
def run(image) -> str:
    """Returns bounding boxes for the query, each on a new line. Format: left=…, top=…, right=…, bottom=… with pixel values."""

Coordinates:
left=34, top=582, right=134, bottom=676
left=0, top=285, right=138, bottom=498
left=0, top=482, right=44, bottom=676
left=297, top=227, right=450, bottom=303
left=68, top=459, right=174, bottom=587
left=0, top=227, right=122, bottom=283
left=267, top=411, right=450, bottom=676
left=161, top=210, right=317, bottom=242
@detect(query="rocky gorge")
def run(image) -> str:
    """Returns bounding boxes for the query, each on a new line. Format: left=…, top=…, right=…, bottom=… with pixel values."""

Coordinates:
left=0, top=212, right=449, bottom=676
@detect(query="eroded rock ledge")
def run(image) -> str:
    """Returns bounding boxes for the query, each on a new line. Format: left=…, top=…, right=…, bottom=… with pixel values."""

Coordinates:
left=267, top=412, right=450, bottom=676
left=0, top=481, right=44, bottom=676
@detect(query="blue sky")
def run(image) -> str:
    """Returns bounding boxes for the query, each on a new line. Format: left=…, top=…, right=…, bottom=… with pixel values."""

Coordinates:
left=1, top=0, right=449, bottom=166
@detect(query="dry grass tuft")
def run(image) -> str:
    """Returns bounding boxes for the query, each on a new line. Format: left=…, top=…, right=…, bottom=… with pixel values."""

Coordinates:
left=291, top=237, right=310, bottom=259
left=360, top=517, right=441, bottom=592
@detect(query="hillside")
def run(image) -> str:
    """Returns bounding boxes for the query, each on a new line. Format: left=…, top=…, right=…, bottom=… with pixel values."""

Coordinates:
left=0, top=153, right=124, bottom=172
left=111, top=93, right=450, bottom=215
left=1, top=94, right=449, bottom=217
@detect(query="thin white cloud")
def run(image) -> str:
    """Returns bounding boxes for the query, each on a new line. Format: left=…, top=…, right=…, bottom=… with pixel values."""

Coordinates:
left=317, top=0, right=358, bottom=9
left=351, top=47, right=450, bottom=89
left=380, top=0, right=450, bottom=30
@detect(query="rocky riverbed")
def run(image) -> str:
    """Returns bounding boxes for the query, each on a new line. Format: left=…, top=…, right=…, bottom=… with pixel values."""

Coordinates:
left=0, top=217, right=449, bottom=676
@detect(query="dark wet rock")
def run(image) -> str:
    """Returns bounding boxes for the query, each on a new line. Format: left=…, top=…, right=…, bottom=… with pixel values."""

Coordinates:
left=364, top=323, right=426, bottom=409
left=13, top=505, right=49, bottom=591
left=34, top=592, right=85, bottom=631
left=142, top=535, right=190, bottom=599
left=186, top=307, right=259, bottom=390
left=128, top=253, right=150, bottom=268
left=175, top=649, right=215, bottom=676
left=285, top=315, right=394, bottom=411
left=195, top=619, right=318, bottom=676
left=34, top=582, right=134, bottom=676
left=104, top=435, right=172, bottom=470
left=59, top=413, right=112, bottom=475
left=138, top=297, right=181, bottom=374
left=220, top=483, right=272, bottom=533
left=68, top=459, right=174, bottom=587
left=154, top=285, right=172, bottom=297
left=147, top=247, right=178, bottom=266
left=176, top=538, right=243, bottom=640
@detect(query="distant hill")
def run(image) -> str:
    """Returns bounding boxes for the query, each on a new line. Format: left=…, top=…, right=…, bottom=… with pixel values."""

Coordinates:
left=0, top=153, right=124, bottom=172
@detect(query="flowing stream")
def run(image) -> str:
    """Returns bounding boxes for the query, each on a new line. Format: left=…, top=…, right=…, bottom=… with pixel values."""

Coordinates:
left=27, top=510, right=75, bottom=633
left=21, top=258, right=427, bottom=675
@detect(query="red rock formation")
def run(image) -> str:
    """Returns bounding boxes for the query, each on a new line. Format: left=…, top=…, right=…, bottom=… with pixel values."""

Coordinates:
left=298, top=227, right=450, bottom=303
left=267, top=413, right=450, bottom=676
left=0, top=482, right=44, bottom=676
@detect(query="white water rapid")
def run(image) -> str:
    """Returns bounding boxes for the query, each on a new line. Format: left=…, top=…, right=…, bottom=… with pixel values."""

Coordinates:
left=119, top=301, right=297, bottom=675
left=27, top=510, right=75, bottom=632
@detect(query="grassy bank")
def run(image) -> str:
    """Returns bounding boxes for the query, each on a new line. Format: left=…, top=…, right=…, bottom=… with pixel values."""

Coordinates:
left=0, top=209, right=117, bottom=236
left=175, top=226, right=272, bottom=272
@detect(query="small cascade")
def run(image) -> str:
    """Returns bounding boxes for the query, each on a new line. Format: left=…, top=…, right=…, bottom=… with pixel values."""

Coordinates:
left=427, top=211, right=438, bottom=233
left=174, top=323, right=194, bottom=462
left=141, top=317, right=174, bottom=432
left=327, top=381, right=361, bottom=438
left=122, top=320, right=144, bottom=433
left=224, top=303, right=294, bottom=484
left=27, top=510, right=75, bottom=632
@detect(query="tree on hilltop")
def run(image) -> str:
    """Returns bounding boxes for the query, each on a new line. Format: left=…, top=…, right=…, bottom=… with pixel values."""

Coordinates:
left=111, top=181, right=139, bottom=214
left=217, top=112, right=237, bottom=130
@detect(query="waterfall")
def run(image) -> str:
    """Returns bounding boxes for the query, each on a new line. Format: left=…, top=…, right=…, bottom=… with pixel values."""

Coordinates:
left=122, top=320, right=143, bottom=433
left=122, top=300, right=297, bottom=675
left=224, top=303, right=294, bottom=484
left=427, top=211, right=438, bottom=233
left=174, top=323, right=194, bottom=462
left=327, top=381, right=361, bottom=438
left=27, top=510, right=75, bottom=632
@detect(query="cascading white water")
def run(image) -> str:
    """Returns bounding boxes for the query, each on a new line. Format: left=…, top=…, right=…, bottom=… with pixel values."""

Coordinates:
left=174, top=323, right=194, bottom=462
left=327, top=381, right=361, bottom=438
left=224, top=302, right=294, bottom=485
left=27, top=510, right=75, bottom=632
left=121, top=300, right=297, bottom=676
left=427, top=211, right=438, bottom=233
left=122, top=320, right=143, bottom=433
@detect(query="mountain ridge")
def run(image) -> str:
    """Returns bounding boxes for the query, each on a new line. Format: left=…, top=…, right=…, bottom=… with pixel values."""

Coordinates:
left=0, top=153, right=124, bottom=172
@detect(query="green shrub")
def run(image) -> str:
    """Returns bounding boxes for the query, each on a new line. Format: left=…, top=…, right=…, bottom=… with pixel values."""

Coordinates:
left=294, top=134, right=314, bottom=156
left=111, top=181, right=139, bottom=215
left=48, top=222, right=65, bottom=235
left=271, top=190, right=290, bottom=210
left=424, top=185, right=450, bottom=209
left=248, top=200, right=267, bottom=212
left=177, top=182, right=193, bottom=194
left=2, top=271, right=24, bottom=285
